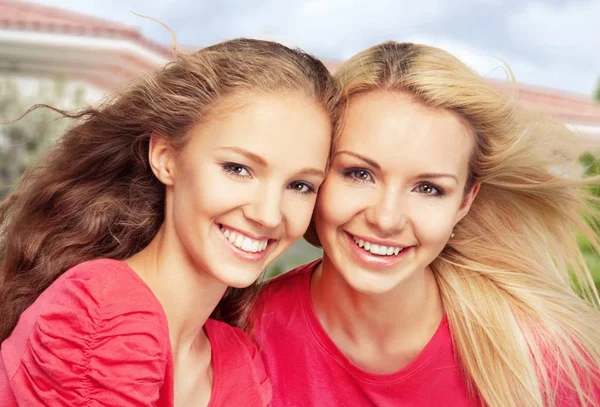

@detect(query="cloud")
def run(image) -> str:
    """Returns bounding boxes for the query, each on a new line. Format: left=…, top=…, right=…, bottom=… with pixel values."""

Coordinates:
left=506, top=0, right=600, bottom=94
left=26, top=0, right=600, bottom=95
left=508, top=0, right=600, bottom=61
left=403, top=35, right=597, bottom=95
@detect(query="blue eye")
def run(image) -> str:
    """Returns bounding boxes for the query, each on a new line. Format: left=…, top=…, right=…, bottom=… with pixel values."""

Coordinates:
left=415, top=183, right=444, bottom=196
left=222, top=163, right=252, bottom=179
left=343, top=168, right=373, bottom=183
left=288, top=181, right=315, bottom=195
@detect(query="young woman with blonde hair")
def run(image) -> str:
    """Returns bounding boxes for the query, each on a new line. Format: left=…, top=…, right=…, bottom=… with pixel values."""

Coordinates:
left=0, top=38, right=341, bottom=406
left=250, top=41, right=600, bottom=406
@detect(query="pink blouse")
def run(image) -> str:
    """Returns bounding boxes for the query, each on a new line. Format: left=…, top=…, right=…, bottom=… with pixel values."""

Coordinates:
left=1, top=259, right=271, bottom=406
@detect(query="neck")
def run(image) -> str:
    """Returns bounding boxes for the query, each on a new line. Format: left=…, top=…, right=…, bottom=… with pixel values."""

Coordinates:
left=127, top=221, right=228, bottom=358
left=311, top=255, right=443, bottom=371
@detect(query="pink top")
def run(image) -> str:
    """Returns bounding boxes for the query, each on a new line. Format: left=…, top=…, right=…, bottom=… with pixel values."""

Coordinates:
left=249, top=261, right=476, bottom=407
left=250, top=260, right=600, bottom=407
left=0, top=259, right=271, bottom=407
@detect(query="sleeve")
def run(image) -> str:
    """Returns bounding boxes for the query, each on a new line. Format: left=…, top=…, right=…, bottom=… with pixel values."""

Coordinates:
left=8, top=265, right=170, bottom=407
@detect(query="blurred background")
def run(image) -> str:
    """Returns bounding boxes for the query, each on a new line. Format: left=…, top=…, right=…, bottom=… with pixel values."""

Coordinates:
left=1, top=0, right=600, bottom=287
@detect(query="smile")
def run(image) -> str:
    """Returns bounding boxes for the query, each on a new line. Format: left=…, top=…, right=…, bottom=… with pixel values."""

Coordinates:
left=345, top=232, right=412, bottom=269
left=351, top=236, right=404, bottom=256
left=218, top=224, right=270, bottom=253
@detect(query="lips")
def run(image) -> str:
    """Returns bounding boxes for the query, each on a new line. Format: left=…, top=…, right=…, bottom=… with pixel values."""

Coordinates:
left=219, top=224, right=269, bottom=253
left=345, top=231, right=412, bottom=269
left=216, top=223, right=275, bottom=262
left=351, top=235, right=404, bottom=256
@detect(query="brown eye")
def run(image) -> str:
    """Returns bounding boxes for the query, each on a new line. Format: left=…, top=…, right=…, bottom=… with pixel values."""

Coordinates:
left=222, top=163, right=251, bottom=178
left=415, top=183, right=443, bottom=196
left=288, top=181, right=315, bottom=195
left=343, top=168, right=373, bottom=182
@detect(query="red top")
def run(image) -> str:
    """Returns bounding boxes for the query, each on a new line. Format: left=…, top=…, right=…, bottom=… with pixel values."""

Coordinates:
left=251, top=261, right=600, bottom=407
left=0, top=259, right=271, bottom=407
left=250, top=261, right=480, bottom=407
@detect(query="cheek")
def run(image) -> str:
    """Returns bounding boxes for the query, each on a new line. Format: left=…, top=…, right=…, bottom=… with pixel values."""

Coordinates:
left=282, top=196, right=318, bottom=239
left=171, top=164, right=239, bottom=222
left=316, top=179, right=371, bottom=232
left=408, top=199, right=459, bottom=244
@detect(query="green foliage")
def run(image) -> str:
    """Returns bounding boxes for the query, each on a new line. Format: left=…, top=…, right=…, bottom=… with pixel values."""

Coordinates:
left=0, top=76, right=85, bottom=199
left=595, top=78, right=600, bottom=102
left=265, top=239, right=322, bottom=279
left=578, top=152, right=600, bottom=293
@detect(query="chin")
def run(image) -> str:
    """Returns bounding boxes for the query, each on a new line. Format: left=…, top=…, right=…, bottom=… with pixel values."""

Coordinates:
left=215, top=266, right=263, bottom=289
left=339, top=270, right=392, bottom=295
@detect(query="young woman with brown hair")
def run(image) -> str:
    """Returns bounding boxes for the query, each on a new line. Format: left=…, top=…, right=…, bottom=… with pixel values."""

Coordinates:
left=0, top=38, right=341, bottom=406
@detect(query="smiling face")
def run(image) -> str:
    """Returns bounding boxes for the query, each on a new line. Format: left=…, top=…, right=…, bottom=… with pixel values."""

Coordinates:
left=152, top=91, right=332, bottom=288
left=315, top=91, right=478, bottom=294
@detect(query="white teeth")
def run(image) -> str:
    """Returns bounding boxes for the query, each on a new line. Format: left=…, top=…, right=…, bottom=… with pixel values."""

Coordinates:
left=241, top=237, right=252, bottom=251
left=220, top=225, right=269, bottom=253
left=235, top=235, right=243, bottom=247
left=228, top=232, right=237, bottom=244
left=352, top=236, right=404, bottom=256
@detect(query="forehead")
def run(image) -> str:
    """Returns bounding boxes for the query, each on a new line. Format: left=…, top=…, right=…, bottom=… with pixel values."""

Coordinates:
left=186, top=92, right=332, bottom=168
left=339, top=91, right=474, bottom=177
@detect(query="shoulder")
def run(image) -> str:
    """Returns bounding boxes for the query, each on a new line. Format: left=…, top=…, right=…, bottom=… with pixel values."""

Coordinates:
left=205, top=318, right=257, bottom=357
left=205, top=319, right=271, bottom=406
left=247, top=261, right=318, bottom=351
left=256, top=260, right=319, bottom=308
left=1, top=259, right=170, bottom=406
left=57, top=258, right=162, bottom=310
left=26, top=259, right=167, bottom=333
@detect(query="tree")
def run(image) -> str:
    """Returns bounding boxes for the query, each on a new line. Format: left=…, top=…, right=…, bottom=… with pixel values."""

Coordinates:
left=595, top=78, right=600, bottom=102
left=0, top=76, right=85, bottom=199
left=578, top=152, right=600, bottom=293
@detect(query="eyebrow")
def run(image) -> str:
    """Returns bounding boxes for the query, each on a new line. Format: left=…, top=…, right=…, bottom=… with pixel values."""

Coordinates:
left=417, top=173, right=458, bottom=182
left=296, top=167, right=326, bottom=179
left=218, top=146, right=267, bottom=167
left=335, top=150, right=458, bottom=182
left=219, top=146, right=325, bottom=179
left=334, top=150, right=381, bottom=170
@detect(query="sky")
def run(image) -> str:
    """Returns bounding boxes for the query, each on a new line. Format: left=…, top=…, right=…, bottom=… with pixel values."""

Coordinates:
left=34, top=0, right=600, bottom=97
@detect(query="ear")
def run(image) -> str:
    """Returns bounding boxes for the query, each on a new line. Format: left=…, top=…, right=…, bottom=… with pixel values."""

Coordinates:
left=454, top=183, right=480, bottom=225
left=149, top=132, right=176, bottom=186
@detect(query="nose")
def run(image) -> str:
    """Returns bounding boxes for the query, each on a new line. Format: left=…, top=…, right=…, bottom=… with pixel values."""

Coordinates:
left=365, top=186, right=408, bottom=236
left=243, top=184, right=283, bottom=230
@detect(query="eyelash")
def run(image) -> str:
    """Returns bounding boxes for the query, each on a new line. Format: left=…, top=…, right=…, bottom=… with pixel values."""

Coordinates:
left=222, top=162, right=252, bottom=179
left=341, top=167, right=445, bottom=197
left=342, top=167, right=374, bottom=183
left=414, top=182, right=445, bottom=197
left=288, top=181, right=316, bottom=195
left=221, top=163, right=316, bottom=196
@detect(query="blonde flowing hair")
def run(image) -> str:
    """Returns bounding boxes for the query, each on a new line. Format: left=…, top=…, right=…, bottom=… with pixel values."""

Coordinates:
left=321, top=42, right=600, bottom=406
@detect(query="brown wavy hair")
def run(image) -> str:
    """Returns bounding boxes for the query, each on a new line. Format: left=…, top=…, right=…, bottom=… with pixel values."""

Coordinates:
left=0, top=38, right=342, bottom=341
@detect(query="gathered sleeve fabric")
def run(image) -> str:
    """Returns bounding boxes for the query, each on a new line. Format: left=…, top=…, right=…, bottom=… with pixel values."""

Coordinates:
left=1, top=260, right=171, bottom=407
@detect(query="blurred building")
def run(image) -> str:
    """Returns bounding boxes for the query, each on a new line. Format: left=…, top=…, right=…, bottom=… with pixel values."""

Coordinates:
left=0, top=0, right=171, bottom=103
left=2, top=0, right=599, bottom=131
